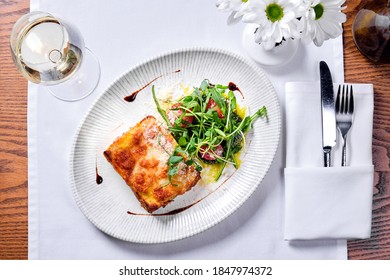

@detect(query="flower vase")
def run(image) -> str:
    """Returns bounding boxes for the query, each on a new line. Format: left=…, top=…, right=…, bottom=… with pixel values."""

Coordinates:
left=242, top=24, right=300, bottom=68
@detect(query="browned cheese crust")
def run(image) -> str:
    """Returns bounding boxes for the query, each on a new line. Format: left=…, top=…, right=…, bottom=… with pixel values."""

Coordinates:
left=103, top=115, right=201, bottom=212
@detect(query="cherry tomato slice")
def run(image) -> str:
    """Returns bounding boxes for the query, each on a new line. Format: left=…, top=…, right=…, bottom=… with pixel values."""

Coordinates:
left=206, top=99, right=224, bottom=118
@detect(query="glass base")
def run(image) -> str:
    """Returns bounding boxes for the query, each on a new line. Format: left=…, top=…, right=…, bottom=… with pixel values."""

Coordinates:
left=242, top=24, right=299, bottom=68
left=47, top=47, right=101, bottom=102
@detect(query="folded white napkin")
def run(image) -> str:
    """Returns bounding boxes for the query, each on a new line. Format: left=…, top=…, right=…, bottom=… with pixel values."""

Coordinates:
left=284, top=82, right=374, bottom=240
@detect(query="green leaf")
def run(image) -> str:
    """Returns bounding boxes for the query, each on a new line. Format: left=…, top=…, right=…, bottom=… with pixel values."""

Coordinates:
left=212, top=111, right=222, bottom=125
left=169, top=155, right=183, bottom=164
left=182, top=96, right=193, bottom=103
left=214, top=128, right=226, bottom=138
left=168, top=166, right=179, bottom=176
left=200, top=79, right=209, bottom=91
left=204, top=130, right=212, bottom=137
left=184, top=101, right=199, bottom=109
left=188, top=146, right=196, bottom=154
left=193, top=88, right=201, bottom=99
left=178, top=137, right=187, bottom=146
left=210, top=88, right=226, bottom=114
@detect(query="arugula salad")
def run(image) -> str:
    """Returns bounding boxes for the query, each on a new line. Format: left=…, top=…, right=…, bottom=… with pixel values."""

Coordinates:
left=153, top=79, right=267, bottom=182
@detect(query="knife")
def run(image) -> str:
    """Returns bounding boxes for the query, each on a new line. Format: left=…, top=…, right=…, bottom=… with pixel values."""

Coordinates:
left=319, top=61, right=336, bottom=167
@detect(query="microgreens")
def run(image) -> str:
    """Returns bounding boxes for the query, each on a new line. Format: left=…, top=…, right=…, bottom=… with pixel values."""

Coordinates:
left=152, top=80, right=267, bottom=182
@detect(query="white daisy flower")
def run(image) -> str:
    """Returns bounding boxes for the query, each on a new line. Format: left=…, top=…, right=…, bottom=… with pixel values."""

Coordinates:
left=240, top=0, right=303, bottom=50
left=216, top=0, right=249, bottom=25
left=300, top=0, right=347, bottom=46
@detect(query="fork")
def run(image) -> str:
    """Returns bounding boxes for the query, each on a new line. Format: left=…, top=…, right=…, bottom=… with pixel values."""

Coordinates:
left=335, top=84, right=354, bottom=166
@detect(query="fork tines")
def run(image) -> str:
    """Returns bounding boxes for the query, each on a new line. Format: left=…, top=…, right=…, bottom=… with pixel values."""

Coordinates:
left=336, top=85, right=354, bottom=115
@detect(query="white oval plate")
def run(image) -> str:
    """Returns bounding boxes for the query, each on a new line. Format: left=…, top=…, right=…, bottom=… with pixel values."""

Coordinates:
left=70, top=48, right=281, bottom=243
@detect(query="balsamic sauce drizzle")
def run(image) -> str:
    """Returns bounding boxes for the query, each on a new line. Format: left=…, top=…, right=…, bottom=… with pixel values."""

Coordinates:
left=96, top=157, right=103, bottom=185
left=124, top=69, right=181, bottom=102
left=228, top=82, right=244, bottom=99
left=127, top=169, right=237, bottom=216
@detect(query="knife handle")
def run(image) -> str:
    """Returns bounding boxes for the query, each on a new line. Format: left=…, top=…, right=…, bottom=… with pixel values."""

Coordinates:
left=324, top=148, right=332, bottom=167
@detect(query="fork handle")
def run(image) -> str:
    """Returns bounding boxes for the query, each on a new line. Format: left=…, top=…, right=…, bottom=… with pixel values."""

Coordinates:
left=341, top=137, right=347, bottom=166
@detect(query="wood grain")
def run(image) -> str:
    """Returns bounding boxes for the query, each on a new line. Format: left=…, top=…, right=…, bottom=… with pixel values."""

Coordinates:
left=0, top=0, right=29, bottom=259
left=343, top=0, right=390, bottom=260
left=0, top=0, right=389, bottom=259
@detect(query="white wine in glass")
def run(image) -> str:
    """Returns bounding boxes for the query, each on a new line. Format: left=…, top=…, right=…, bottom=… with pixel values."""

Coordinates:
left=10, top=11, right=100, bottom=101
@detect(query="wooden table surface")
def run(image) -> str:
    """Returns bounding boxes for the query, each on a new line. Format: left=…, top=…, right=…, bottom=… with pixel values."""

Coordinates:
left=0, top=0, right=389, bottom=260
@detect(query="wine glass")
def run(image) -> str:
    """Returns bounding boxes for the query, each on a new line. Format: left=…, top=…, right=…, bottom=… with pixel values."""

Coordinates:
left=352, top=0, right=389, bottom=63
left=10, top=11, right=101, bottom=101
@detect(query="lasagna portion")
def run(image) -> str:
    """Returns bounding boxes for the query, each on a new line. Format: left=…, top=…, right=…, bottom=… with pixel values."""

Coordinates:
left=103, top=115, right=201, bottom=213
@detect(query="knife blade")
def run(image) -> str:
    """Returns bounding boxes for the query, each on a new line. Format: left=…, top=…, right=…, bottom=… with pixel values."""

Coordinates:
left=319, top=61, right=337, bottom=167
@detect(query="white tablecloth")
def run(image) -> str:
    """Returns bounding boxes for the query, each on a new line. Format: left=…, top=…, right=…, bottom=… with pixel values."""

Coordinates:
left=28, top=0, right=347, bottom=259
